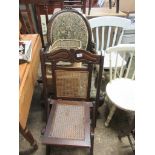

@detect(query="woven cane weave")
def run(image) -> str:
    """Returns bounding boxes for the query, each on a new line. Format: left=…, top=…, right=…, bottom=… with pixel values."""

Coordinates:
left=49, top=103, right=85, bottom=140
left=49, top=39, right=82, bottom=52
left=56, top=70, right=88, bottom=98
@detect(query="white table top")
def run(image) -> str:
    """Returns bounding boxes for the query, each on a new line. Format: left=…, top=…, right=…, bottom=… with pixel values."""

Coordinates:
left=106, top=78, right=135, bottom=111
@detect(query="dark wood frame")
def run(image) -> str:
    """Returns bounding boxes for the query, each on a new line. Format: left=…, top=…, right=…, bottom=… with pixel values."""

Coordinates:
left=19, top=1, right=93, bottom=47
left=19, top=123, right=38, bottom=150
left=42, top=101, right=91, bottom=147
left=40, top=49, right=104, bottom=155
left=41, top=48, right=103, bottom=119
left=35, top=0, right=64, bottom=47
left=109, top=0, right=119, bottom=13
left=19, top=0, right=36, bottom=33
left=36, top=8, right=95, bottom=51
left=118, top=116, right=135, bottom=153
left=63, top=0, right=87, bottom=14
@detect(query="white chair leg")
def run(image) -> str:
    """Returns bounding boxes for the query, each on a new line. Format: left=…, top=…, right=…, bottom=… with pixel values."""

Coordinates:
left=105, top=105, right=116, bottom=127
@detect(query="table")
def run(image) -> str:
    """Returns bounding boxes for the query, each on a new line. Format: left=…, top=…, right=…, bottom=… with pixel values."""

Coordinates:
left=19, top=34, right=42, bottom=149
left=106, top=78, right=135, bottom=111
left=106, top=78, right=135, bottom=151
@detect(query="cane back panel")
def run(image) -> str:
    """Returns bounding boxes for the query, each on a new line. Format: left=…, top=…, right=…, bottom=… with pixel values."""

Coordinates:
left=55, top=70, right=88, bottom=99
left=41, top=48, right=104, bottom=101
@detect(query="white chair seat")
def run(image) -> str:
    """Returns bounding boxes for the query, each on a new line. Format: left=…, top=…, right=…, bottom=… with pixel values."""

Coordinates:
left=106, top=78, right=135, bottom=111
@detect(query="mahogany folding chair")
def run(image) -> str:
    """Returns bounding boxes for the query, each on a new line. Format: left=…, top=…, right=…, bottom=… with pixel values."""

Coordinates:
left=40, top=49, right=104, bottom=155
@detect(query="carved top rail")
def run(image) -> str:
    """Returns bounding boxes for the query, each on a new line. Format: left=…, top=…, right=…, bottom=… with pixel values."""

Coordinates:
left=41, top=49, right=103, bottom=64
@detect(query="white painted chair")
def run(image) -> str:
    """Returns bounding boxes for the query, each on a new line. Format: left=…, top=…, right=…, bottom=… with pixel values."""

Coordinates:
left=104, top=44, right=135, bottom=127
left=88, top=16, right=132, bottom=69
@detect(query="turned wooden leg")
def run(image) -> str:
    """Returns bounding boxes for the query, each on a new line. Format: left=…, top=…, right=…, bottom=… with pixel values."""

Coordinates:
left=105, top=105, right=116, bottom=127
left=118, top=115, right=135, bottom=139
left=83, top=0, right=86, bottom=14
left=19, top=124, right=38, bottom=150
left=60, top=0, right=64, bottom=10
left=109, top=0, right=112, bottom=9
left=116, top=0, right=119, bottom=13
left=90, top=133, right=94, bottom=155
left=88, top=0, right=92, bottom=15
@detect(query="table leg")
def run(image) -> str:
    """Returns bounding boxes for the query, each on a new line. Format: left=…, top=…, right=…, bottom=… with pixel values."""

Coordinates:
left=118, top=116, right=135, bottom=152
left=116, top=0, right=119, bottom=13
left=46, top=145, right=51, bottom=155
left=109, top=0, right=112, bottom=9
left=19, top=123, right=38, bottom=150
left=88, top=0, right=92, bottom=15
left=118, top=116, right=135, bottom=138
left=83, top=0, right=86, bottom=14
left=105, top=105, right=116, bottom=127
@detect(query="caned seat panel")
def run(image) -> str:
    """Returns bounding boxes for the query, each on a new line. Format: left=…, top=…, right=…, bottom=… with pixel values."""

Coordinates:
left=49, top=104, right=85, bottom=140
left=42, top=100, right=91, bottom=147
